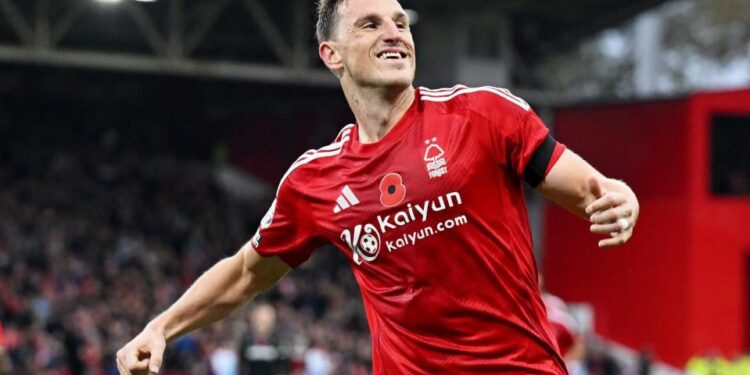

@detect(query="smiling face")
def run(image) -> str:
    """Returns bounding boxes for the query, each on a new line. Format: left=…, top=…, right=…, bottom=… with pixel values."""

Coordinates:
left=319, top=0, right=416, bottom=89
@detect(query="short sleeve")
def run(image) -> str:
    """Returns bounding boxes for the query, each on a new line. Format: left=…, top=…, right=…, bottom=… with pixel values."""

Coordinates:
left=467, top=89, right=565, bottom=185
left=251, top=178, right=323, bottom=268
left=507, top=111, right=566, bottom=186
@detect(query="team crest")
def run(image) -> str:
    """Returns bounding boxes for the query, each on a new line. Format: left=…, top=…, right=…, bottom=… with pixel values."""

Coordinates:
left=424, top=138, right=448, bottom=179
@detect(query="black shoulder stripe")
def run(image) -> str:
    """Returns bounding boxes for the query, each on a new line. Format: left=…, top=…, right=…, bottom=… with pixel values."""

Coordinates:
left=524, top=133, right=557, bottom=188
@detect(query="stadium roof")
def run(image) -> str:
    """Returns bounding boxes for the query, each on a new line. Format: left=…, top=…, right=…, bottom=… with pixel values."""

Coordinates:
left=404, top=0, right=668, bottom=58
left=0, top=0, right=668, bottom=87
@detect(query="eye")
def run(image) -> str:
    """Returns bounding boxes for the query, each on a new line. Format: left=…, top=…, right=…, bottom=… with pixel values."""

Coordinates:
left=396, top=22, right=407, bottom=29
left=363, top=23, right=377, bottom=29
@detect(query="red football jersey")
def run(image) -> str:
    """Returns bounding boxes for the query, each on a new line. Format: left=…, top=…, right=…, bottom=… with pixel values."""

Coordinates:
left=253, top=85, right=567, bottom=374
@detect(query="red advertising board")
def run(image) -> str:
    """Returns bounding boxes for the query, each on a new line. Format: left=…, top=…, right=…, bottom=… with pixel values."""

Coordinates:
left=544, top=89, right=750, bottom=366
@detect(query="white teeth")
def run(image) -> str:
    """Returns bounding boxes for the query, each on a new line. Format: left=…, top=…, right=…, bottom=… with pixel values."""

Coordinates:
left=379, top=52, right=402, bottom=59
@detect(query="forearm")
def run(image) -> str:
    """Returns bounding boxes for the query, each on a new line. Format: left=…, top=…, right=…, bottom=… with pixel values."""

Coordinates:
left=147, top=251, right=251, bottom=341
left=147, top=243, right=287, bottom=342
left=116, top=243, right=289, bottom=375
left=537, top=150, right=638, bottom=220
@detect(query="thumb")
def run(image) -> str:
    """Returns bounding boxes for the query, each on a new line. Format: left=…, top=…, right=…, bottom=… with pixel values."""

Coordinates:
left=589, top=176, right=606, bottom=199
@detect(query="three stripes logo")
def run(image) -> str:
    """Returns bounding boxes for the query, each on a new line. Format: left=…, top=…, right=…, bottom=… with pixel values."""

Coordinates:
left=334, top=185, right=360, bottom=214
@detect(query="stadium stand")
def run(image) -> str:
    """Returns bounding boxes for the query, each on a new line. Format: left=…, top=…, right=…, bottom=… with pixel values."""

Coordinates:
left=0, top=116, right=372, bottom=374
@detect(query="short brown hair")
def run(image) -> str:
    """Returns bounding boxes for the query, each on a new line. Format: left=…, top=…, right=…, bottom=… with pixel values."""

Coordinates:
left=316, top=0, right=346, bottom=44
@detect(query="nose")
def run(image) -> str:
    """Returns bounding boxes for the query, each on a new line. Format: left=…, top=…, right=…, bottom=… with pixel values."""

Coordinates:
left=382, top=20, right=403, bottom=43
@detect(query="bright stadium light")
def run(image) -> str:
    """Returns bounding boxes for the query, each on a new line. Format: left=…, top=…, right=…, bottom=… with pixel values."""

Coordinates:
left=405, top=9, right=419, bottom=25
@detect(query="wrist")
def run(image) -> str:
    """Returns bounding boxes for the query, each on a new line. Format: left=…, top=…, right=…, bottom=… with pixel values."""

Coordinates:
left=146, top=317, right=170, bottom=339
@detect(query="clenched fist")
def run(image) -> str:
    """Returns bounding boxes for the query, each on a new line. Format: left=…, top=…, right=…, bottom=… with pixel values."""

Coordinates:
left=116, top=325, right=166, bottom=375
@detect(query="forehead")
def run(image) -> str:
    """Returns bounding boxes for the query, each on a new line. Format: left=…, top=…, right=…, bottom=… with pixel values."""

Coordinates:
left=338, top=0, right=406, bottom=22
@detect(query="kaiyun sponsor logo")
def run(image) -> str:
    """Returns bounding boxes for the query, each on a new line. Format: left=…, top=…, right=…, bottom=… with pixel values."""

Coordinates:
left=341, top=192, right=464, bottom=265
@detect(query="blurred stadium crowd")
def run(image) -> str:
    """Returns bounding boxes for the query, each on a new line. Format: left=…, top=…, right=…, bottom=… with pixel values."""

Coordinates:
left=0, top=116, right=376, bottom=375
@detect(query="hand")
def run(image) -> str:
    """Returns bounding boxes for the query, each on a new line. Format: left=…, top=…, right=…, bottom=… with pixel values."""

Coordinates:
left=585, top=177, right=637, bottom=248
left=116, top=325, right=166, bottom=375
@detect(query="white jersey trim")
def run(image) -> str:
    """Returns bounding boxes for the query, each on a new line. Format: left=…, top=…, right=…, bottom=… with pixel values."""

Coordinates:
left=420, top=84, right=465, bottom=94
left=419, top=85, right=530, bottom=111
left=275, top=124, right=355, bottom=195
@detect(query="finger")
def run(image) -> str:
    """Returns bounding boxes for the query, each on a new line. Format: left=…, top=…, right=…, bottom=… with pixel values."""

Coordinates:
left=598, top=233, right=630, bottom=248
left=148, top=342, right=166, bottom=374
left=590, top=207, right=633, bottom=224
left=131, top=359, right=151, bottom=373
left=117, top=363, right=131, bottom=375
left=119, top=355, right=149, bottom=374
left=590, top=222, right=627, bottom=234
left=116, top=355, right=130, bottom=375
left=586, top=193, right=627, bottom=215
left=123, top=348, right=150, bottom=372
left=589, top=177, right=606, bottom=199
left=117, top=350, right=132, bottom=375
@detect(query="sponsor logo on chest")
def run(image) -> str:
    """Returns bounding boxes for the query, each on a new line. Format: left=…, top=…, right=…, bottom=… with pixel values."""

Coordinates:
left=337, top=137, right=468, bottom=265
left=340, top=188, right=466, bottom=265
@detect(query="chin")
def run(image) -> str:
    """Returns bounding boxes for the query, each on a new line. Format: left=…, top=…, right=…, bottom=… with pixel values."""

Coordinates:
left=348, top=68, right=414, bottom=89
left=381, top=78, right=413, bottom=88
left=372, top=72, right=414, bottom=88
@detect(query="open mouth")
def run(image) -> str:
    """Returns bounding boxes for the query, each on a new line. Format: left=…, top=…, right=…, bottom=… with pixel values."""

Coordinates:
left=377, top=51, right=408, bottom=60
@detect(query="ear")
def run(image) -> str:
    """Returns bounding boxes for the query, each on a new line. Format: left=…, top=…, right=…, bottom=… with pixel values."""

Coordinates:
left=319, top=41, right=344, bottom=72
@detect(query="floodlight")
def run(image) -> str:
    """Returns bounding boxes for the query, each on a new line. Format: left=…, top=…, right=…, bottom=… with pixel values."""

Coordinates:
left=405, top=9, right=419, bottom=25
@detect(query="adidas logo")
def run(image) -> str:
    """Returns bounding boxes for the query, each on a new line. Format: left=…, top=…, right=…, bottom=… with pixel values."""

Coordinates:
left=334, top=185, right=360, bottom=214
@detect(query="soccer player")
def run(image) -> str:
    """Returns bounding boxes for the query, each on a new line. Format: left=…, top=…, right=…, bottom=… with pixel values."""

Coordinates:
left=116, top=0, right=639, bottom=373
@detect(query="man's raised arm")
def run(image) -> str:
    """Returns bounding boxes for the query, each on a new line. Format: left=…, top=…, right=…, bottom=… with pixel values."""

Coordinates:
left=116, top=241, right=290, bottom=375
left=536, top=149, right=640, bottom=248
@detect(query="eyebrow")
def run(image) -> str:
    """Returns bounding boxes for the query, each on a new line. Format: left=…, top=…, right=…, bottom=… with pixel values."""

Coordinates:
left=393, top=12, right=408, bottom=22
left=353, top=11, right=409, bottom=26
left=354, top=14, right=379, bottom=26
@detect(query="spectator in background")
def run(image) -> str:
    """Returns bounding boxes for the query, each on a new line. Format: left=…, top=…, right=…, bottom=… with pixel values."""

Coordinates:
left=239, top=303, right=289, bottom=375
left=635, top=347, right=653, bottom=375
left=210, top=339, right=239, bottom=375
left=540, top=276, right=587, bottom=375
left=587, top=344, right=622, bottom=375
left=303, top=341, right=335, bottom=375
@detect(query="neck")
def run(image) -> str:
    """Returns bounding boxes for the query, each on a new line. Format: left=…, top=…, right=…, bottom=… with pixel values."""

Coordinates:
left=342, top=83, right=415, bottom=144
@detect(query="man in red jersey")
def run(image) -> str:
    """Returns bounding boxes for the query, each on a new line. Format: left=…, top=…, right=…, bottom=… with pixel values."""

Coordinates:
left=117, top=0, right=639, bottom=374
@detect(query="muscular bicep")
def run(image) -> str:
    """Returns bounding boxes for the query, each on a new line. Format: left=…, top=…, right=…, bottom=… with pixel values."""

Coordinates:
left=240, top=240, right=291, bottom=295
left=535, top=149, right=604, bottom=219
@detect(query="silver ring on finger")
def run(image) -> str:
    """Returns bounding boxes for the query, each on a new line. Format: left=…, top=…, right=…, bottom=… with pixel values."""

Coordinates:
left=616, top=218, right=630, bottom=232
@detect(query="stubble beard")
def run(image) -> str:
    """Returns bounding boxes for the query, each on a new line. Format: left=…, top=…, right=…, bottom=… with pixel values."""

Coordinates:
left=353, top=64, right=414, bottom=90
